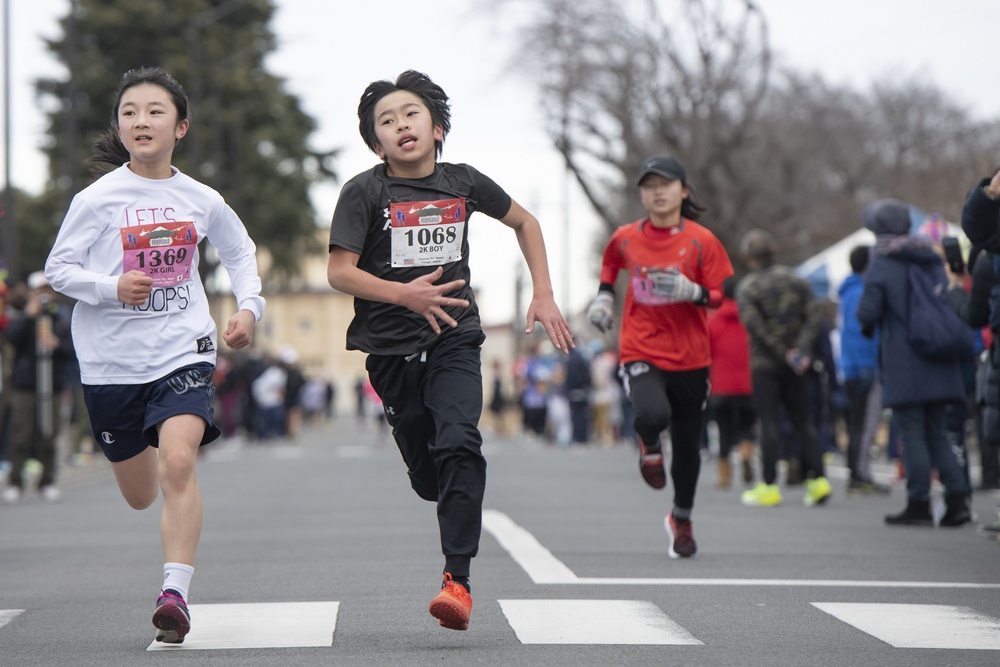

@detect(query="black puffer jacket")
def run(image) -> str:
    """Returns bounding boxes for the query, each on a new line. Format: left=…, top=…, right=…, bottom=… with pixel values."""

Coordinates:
left=5, top=303, right=75, bottom=392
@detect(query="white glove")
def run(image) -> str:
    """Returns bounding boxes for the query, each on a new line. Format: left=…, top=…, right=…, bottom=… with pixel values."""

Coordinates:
left=587, top=292, right=615, bottom=333
left=650, top=268, right=703, bottom=303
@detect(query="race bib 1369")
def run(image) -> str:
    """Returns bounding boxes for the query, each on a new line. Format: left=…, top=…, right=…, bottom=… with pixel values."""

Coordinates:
left=121, top=221, right=197, bottom=287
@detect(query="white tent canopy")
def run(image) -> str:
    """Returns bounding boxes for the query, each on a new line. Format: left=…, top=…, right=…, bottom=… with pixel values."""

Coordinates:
left=796, top=229, right=876, bottom=301
left=795, top=207, right=966, bottom=301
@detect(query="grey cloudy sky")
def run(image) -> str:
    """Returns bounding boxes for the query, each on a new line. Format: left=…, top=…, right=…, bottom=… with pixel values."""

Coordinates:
left=4, top=0, right=998, bottom=321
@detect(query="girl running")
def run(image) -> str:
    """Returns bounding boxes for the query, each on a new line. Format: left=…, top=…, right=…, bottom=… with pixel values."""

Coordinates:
left=45, top=66, right=265, bottom=644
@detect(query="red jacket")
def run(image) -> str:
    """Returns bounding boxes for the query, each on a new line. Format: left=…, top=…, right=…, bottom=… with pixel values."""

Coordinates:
left=708, top=297, right=752, bottom=396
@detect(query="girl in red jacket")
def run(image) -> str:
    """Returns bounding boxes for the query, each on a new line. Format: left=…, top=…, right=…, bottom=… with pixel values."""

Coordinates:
left=707, top=277, right=757, bottom=488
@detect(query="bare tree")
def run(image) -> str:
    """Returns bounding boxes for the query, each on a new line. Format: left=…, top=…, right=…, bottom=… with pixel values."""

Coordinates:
left=743, top=73, right=999, bottom=257
left=498, top=0, right=1000, bottom=269
left=864, top=79, right=998, bottom=220
left=503, top=0, right=770, bottom=250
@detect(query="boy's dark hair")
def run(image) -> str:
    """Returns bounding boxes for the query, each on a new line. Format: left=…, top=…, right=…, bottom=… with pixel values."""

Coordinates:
left=89, top=67, right=190, bottom=172
left=849, top=245, right=870, bottom=274
left=358, top=70, right=451, bottom=159
left=740, top=229, right=776, bottom=267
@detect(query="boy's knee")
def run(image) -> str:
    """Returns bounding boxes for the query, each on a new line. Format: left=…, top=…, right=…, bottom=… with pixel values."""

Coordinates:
left=408, top=472, right=438, bottom=501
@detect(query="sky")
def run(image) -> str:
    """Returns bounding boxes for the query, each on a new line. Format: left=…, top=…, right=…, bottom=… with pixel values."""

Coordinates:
left=3, top=0, right=1000, bottom=324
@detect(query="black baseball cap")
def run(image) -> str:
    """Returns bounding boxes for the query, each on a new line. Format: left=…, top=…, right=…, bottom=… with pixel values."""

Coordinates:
left=636, top=155, right=687, bottom=187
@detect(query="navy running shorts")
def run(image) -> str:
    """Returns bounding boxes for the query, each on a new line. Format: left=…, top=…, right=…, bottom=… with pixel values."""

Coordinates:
left=83, top=362, right=222, bottom=463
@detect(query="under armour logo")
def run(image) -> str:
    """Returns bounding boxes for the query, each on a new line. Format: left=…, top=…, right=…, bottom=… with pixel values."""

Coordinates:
left=385, top=406, right=396, bottom=416
left=101, top=432, right=116, bottom=444
left=629, top=362, right=650, bottom=377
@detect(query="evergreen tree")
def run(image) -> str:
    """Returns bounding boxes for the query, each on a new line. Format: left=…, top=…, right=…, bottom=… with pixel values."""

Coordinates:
left=29, top=0, right=337, bottom=284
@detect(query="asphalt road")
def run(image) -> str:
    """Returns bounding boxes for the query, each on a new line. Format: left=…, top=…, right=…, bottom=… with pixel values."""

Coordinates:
left=2, top=418, right=999, bottom=666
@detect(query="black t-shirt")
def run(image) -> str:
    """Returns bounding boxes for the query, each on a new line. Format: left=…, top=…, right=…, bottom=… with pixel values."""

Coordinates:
left=329, top=162, right=512, bottom=355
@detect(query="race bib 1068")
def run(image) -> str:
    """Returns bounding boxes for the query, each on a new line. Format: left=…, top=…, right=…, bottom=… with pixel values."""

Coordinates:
left=121, top=221, right=197, bottom=287
left=389, top=198, right=466, bottom=267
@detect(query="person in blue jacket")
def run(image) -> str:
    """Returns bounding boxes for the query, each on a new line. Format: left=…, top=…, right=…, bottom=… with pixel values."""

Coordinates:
left=855, top=199, right=971, bottom=527
left=837, top=245, right=890, bottom=494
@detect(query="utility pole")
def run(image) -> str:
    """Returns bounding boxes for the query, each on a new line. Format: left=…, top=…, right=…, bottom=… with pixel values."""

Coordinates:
left=1, top=0, right=19, bottom=280
left=63, top=0, right=79, bottom=212
left=562, top=161, right=571, bottom=314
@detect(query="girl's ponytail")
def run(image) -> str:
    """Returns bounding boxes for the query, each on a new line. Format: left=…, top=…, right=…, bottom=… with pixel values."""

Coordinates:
left=87, top=128, right=130, bottom=175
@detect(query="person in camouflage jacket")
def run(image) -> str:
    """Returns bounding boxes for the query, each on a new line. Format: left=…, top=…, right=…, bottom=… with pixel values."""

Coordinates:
left=735, top=229, right=831, bottom=508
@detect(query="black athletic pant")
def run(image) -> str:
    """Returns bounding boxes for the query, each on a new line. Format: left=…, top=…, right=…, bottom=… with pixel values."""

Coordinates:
left=366, top=329, right=487, bottom=579
left=623, top=362, right=708, bottom=511
left=752, top=365, right=825, bottom=486
left=844, top=374, right=874, bottom=481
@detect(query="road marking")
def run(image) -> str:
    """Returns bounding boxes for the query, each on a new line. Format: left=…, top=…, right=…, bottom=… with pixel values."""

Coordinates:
left=482, top=509, right=578, bottom=583
left=146, top=601, right=339, bottom=651
left=482, top=509, right=1000, bottom=589
left=498, top=599, right=703, bottom=645
left=813, top=603, right=1000, bottom=649
left=0, top=609, right=24, bottom=630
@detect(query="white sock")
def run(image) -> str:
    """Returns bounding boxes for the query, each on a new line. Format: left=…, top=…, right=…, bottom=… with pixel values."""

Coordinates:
left=162, top=563, right=194, bottom=601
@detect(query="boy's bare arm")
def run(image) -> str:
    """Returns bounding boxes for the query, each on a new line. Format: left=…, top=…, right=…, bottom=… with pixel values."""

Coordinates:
left=327, top=246, right=469, bottom=334
left=500, top=200, right=575, bottom=353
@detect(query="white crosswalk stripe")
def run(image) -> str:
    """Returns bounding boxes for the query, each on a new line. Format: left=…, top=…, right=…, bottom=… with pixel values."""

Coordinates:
left=813, top=602, right=1000, bottom=650
left=145, top=602, right=340, bottom=651
left=0, top=609, right=24, bottom=631
left=4, top=601, right=1000, bottom=650
left=499, top=599, right=703, bottom=645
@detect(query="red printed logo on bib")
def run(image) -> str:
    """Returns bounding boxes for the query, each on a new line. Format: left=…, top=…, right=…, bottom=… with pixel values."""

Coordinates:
left=121, top=221, right=197, bottom=287
left=389, top=198, right=466, bottom=267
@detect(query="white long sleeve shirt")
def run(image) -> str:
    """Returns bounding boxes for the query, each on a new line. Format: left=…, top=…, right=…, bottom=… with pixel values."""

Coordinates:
left=45, top=165, right=265, bottom=385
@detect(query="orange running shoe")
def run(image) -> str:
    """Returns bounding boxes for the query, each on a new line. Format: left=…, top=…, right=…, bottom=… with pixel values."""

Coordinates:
left=428, top=573, right=472, bottom=631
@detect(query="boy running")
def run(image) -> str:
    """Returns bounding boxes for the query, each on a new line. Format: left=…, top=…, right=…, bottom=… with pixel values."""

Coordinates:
left=327, top=70, right=572, bottom=630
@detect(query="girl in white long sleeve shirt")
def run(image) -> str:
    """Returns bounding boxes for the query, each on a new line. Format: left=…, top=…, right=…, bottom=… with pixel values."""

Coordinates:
left=44, top=67, right=264, bottom=645
left=46, top=164, right=264, bottom=384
